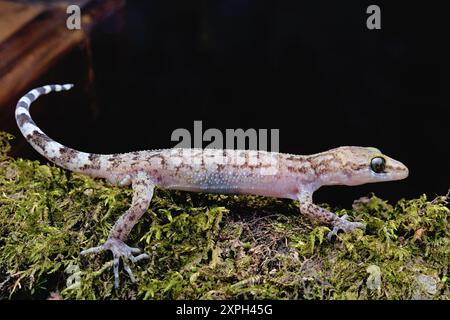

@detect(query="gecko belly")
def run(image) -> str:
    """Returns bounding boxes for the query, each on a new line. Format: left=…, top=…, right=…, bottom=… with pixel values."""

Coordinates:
left=160, top=170, right=300, bottom=200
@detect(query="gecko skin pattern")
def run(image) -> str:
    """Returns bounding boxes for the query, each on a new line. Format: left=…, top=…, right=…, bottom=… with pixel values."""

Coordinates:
left=15, top=84, right=409, bottom=287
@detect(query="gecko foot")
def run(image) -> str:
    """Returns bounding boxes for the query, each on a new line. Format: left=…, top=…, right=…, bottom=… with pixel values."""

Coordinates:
left=327, top=214, right=366, bottom=241
left=80, top=238, right=149, bottom=288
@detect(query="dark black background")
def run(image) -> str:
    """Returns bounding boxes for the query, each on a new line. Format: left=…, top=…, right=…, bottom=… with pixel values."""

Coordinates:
left=36, top=0, right=450, bottom=206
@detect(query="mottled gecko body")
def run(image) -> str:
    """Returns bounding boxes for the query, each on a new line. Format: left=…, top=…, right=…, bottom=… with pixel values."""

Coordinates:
left=15, top=84, right=409, bottom=287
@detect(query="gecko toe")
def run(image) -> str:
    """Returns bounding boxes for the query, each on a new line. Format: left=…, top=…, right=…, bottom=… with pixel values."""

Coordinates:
left=80, top=245, right=104, bottom=255
left=130, top=253, right=150, bottom=263
left=113, top=257, right=120, bottom=288
left=353, top=221, right=366, bottom=231
left=326, top=227, right=340, bottom=241
left=123, top=263, right=136, bottom=283
left=129, top=247, right=142, bottom=254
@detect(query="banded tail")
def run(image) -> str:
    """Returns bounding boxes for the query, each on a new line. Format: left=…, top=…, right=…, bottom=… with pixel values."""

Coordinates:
left=15, top=84, right=104, bottom=177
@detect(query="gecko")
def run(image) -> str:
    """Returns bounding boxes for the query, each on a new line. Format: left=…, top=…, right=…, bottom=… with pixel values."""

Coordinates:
left=15, top=84, right=409, bottom=287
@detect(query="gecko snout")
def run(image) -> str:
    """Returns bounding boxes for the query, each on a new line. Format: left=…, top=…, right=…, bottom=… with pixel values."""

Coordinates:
left=379, top=156, right=409, bottom=181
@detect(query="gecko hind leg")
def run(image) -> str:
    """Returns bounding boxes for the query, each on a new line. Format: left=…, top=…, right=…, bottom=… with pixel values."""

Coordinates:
left=81, top=171, right=155, bottom=288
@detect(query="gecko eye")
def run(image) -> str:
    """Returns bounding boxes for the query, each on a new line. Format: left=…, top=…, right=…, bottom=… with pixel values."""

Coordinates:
left=370, top=157, right=386, bottom=173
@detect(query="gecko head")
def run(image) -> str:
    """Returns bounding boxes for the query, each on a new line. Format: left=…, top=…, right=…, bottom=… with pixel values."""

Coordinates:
left=326, top=146, right=409, bottom=186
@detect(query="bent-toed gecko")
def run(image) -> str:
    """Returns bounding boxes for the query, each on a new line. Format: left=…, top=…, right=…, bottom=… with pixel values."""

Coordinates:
left=15, top=84, right=409, bottom=287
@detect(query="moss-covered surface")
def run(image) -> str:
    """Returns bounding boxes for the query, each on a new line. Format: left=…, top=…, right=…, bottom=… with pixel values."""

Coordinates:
left=0, top=131, right=448, bottom=300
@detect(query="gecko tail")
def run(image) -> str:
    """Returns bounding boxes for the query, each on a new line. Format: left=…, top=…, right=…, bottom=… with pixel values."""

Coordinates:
left=15, top=84, right=103, bottom=176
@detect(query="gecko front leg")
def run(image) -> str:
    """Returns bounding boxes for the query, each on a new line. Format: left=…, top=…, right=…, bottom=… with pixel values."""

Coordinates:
left=81, top=171, right=154, bottom=287
left=297, top=191, right=365, bottom=241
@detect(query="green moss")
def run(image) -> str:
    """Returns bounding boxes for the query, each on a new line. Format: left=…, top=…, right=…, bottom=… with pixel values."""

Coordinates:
left=0, top=132, right=448, bottom=300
